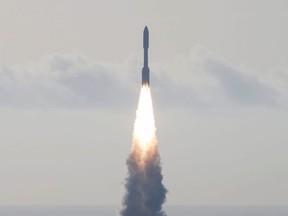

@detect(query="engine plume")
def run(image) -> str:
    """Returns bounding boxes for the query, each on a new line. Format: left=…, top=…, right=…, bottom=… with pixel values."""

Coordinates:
left=121, top=84, right=167, bottom=216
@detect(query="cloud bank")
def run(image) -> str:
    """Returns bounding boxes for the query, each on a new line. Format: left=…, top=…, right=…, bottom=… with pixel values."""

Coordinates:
left=0, top=48, right=287, bottom=109
left=0, top=54, right=136, bottom=108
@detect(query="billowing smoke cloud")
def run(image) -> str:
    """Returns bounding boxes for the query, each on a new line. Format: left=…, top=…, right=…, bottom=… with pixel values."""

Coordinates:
left=121, top=144, right=167, bottom=216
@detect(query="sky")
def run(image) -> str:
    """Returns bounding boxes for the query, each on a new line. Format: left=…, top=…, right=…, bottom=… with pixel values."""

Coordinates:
left=0, top=0, right=288, bottom=206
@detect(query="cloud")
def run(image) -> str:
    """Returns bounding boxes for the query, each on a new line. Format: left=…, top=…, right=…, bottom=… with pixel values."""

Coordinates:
left=0, top=49, right=287, bottom=109
left=204, top=58, right=277, bottom=106
left=153, top=46, right=286, bottom=109
left=0, top=54, right=137, bottom=109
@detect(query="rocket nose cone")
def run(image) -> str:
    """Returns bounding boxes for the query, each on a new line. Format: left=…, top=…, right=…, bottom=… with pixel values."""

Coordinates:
left=143, top=26, right=149, bottom=49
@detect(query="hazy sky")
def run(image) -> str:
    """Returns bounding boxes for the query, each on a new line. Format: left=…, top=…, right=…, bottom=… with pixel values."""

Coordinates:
left=0, top=0, right=288, bottom=206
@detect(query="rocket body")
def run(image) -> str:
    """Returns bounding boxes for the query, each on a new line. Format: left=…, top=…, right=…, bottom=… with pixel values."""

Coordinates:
left=142, top=26, right=150, bottom=85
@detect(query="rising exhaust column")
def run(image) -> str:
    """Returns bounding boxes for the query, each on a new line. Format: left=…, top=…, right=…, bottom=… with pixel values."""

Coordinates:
left=142, top=26, right=150, bottom=85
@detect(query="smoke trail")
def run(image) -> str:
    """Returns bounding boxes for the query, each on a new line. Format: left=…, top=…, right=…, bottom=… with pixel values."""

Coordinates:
left=121, top=85, right=167, bottom=216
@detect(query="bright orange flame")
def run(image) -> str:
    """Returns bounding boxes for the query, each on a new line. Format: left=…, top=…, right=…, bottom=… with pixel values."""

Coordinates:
left=132, top=84, right=157, bottom=157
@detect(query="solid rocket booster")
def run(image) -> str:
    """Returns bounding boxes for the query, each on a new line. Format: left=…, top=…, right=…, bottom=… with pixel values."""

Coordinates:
left=142, top=26, right=150, bottom=85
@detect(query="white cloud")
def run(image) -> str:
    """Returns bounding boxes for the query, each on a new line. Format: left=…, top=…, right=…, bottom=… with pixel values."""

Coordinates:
left=0, top=49, right=287, bottom=109
left=0, top=53, right=137, bottom=108
left=153, top=46, right=287, bottom=108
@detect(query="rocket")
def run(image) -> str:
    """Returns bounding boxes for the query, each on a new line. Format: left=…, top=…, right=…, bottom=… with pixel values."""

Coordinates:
left=142, top=26, right=150, bottom=86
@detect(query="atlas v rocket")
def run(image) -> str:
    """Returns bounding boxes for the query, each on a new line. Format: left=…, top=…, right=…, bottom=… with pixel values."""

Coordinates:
left=142, top=26, right=150, bottom=85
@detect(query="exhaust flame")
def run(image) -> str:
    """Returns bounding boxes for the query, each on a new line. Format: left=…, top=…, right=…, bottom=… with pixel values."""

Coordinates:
left=133, top=84, right=156, bottom=154
left=121, top=85, right=167, bottom=216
